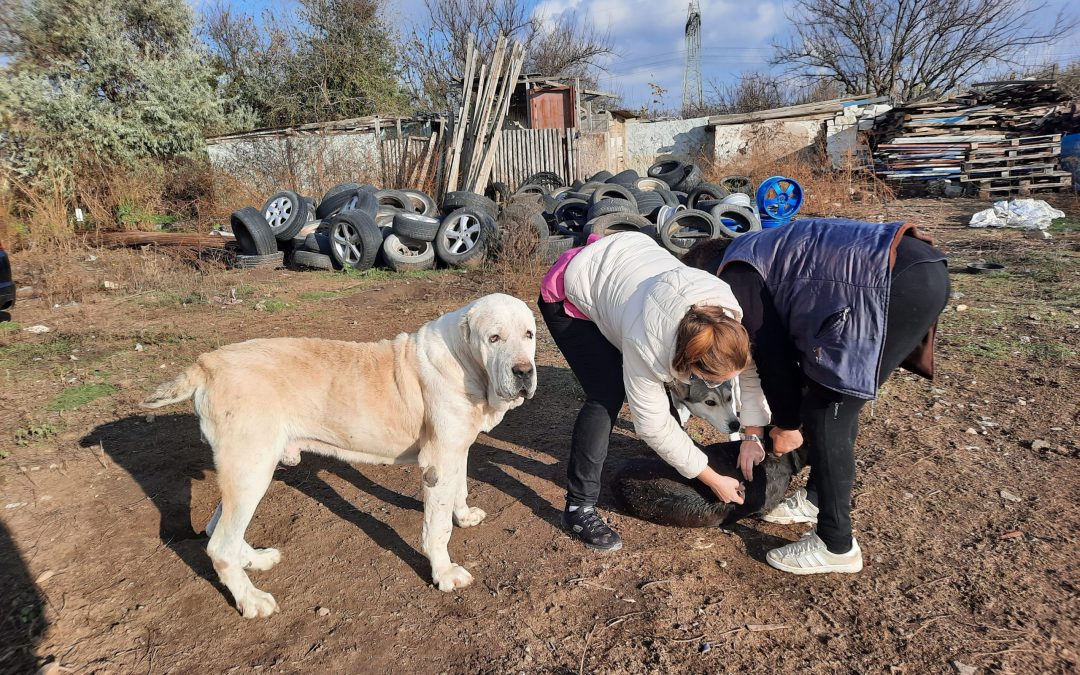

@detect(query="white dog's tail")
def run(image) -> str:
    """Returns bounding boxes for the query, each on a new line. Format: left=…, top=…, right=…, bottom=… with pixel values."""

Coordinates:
left=142, top=364, right=205, bottom=408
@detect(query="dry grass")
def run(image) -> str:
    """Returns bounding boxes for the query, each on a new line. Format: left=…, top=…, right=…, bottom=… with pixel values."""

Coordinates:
left=701, top=134, right=893, bottom=216
left=485, top=197, right=549, bottom=298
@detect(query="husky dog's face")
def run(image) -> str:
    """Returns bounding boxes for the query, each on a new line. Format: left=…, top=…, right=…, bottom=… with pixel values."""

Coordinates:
left=669, top=377, right=740, bottom=434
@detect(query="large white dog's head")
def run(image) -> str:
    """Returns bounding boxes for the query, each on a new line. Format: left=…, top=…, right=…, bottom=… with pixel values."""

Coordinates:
left=460, top=293, right=537, bottom=403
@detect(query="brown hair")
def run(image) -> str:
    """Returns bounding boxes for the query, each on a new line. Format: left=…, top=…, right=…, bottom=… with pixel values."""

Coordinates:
left=672, top=305, right=751, bottom=380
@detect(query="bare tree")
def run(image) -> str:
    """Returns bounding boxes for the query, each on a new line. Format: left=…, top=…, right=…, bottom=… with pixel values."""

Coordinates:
left=773, top=0, right=1075, bottom=102
left=403, top=0, right=611, bottom=109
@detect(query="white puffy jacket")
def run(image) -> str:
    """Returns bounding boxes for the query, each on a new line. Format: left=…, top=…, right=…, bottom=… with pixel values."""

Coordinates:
left=563, top=232, right=771, bottom=478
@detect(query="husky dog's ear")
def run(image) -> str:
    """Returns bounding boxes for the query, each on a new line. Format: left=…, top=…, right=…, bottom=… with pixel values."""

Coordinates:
left=686, top=377, right=712, bottom=403
left=669, top=379, right=690, bottom=403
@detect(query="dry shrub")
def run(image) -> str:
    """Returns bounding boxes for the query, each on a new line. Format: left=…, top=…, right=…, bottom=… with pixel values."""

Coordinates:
left=702, top=128, right=892, bottom=218
left=17, top=239, right=230, bottom=306
left=485, top=198, right=549, bottom=298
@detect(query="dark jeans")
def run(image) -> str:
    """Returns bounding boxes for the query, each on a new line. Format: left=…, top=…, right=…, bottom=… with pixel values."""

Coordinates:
left=538, top=297, right=625, bottom=507
left=804, top=260, right=950, bottom=553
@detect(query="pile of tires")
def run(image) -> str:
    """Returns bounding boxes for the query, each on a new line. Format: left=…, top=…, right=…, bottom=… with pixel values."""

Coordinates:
left=227, top=183, right=502, bottom=272
left=500, top=161, right=766, bottom=257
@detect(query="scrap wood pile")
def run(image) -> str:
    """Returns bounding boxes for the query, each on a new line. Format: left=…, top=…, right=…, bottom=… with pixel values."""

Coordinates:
left=873, top=80, right=1078, bottom=197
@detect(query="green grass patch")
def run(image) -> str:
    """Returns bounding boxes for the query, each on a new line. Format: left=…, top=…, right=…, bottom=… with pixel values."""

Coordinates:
left=1049, top=216, right=1080, bottom=234
left=1022, top=340, right=1076, bottom=364
left=257, top=298, right=291, bottom=313
left=958, top=338, right=1014, bottom=361
left=49, top=383, right=117, bottom=412
left=139, top=290, right=206, bottom=307
left=14, top=422, right=60, bottom=446
left=0, top=337, right=75, bottom=365
left=0, top=321, right=21, bottom=333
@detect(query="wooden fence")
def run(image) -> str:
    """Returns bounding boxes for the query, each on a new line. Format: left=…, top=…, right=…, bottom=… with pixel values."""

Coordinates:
left=490, top=129, right=609, bottom=190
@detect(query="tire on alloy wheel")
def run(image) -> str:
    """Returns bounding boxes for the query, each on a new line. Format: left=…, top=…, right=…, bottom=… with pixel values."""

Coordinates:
left=235, top=251, right=285, bottom=269
left=328, top=210, right=382, bottom=271
left=436, top=208, right=496, bottom=268
left=392, top=212, right=441, bottom=242
left=585, top=212, right=651, bottom=237
left=261, top=190, right=310, bottom=242
left=317, top=183, right=362, bottom=219
left=659, top=209, right=717, bottom=254
left=231, top=207, right=278, bottom=255
left=290, top=250, right=335, bottom=270
left=382, top=233, right=437, bottom=272
left=442, top=191, right=498, bottom=217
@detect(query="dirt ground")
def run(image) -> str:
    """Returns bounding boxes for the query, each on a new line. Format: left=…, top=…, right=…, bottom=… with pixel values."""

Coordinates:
left=2, top=198, right=1079, bottom=674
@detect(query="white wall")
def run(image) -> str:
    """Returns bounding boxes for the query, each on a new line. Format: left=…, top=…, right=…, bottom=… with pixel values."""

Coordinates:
left=624, top=117, right=712, bottom=172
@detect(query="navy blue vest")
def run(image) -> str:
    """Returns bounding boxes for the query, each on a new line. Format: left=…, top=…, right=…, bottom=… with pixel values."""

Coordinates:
left=721, top=218, right=914, bottom=399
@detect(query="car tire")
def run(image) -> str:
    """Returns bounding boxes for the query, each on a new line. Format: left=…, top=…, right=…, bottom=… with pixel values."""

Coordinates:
left=442, top=191, right=498, bottom=217
left=317, top=183, right=362, bottom=219
left=485, top=182, right=511, bottom=206
left=524, top=171, right=565, bottom=191
left=585, top=213, right=650, bottom=237
left=392, top=212, right=441, bottom=242
left=382, top=233, right=437, bottom=272
left=711, top=204, right=762, bottom=238
left=290, top=250, right=335, bottom=270
left=659, top=209, right=717, bottom=254
left=688, top=182, right=730, bottom=209
left=231, top=207, right=278, bottom=255
left=328, top=210, right=382, bottom=271
left=588, top=198, right=638, bottom=220
left=607, top=169, right=640, bottom=187
left=235, top=251, right=285, bottom=269
left=435, top=208, right=497, bottom=268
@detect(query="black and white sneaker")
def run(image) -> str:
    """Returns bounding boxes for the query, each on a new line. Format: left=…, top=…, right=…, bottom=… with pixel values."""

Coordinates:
left=563, top=506, right=623, bottom=551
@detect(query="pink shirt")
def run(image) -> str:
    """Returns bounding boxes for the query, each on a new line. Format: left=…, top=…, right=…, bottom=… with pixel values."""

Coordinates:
left=539, top=234, right=601, bottom=319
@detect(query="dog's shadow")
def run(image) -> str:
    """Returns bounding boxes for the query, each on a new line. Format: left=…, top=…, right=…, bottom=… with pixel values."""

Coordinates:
left=82, top=414, right=432, bottom=596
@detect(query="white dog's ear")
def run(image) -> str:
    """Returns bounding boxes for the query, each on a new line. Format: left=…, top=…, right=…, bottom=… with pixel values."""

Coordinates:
left=459, top=307, right=472, bottom=343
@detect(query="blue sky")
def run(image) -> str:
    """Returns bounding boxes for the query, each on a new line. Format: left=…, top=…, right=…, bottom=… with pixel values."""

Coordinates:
left=198, top=0, right=1080, bottom=108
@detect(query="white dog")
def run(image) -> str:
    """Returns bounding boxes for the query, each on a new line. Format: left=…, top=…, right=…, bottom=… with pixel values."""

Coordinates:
left=143, top=293, right=537, bottom=618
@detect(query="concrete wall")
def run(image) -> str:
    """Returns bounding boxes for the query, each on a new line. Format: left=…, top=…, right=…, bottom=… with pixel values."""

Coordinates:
left=624, top=117, right=712, bottom=173
left=206, top=132, right=383, bottom=194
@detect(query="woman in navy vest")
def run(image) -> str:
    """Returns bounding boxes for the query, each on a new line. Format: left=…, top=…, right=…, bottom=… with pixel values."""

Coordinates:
left=683, top=218, right=948, bottom=574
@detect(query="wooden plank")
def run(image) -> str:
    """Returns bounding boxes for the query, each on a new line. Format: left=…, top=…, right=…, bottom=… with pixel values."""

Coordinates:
left=446, top=38, right=477, bottom=193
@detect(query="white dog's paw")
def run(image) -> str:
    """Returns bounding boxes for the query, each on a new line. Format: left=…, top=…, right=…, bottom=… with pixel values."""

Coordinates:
left=236, top=587, right=278, bottom=619
left=453, top=506, right=486, bottom=528
left=433, top=564, right=474, bottom=592
left=244, top=547, right=282, bottom=572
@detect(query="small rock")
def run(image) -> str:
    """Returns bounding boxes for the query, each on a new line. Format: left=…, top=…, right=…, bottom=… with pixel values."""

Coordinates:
left=716, top=560, right=728, bottom=568
left=1031, top=439, right=1051, bottom=451
left=903, top=492, right=914, bottom=500
left=34, top=570, right=55, bottom=584
left=955, top=304, right=968, bottom=312
left=965, top=428, right=978, bottom=435
left=316, top=606, right=330, bottom=617
left=952, top=661, right=977, bottom=675
left=69, top=354, right=79, bottom=361
left=24, top=325, right=51, bottom=334
left=999, top=489, right=1022, bottom=503
left=135, top=343, right=144, bottom=352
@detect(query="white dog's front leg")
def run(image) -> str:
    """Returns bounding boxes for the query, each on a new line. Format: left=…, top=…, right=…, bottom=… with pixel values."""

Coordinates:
left=421, top=458, right=473, bottom=592
left=452, top=468, right=486, bottom=528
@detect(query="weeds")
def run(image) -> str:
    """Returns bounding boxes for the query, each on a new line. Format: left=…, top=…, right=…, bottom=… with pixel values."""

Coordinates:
left=255, top=298, right=291, bottom=313
left=49, top=382, right=117, bottom=411
left=298, top=290, right=340, bottom=301
left=0, top=337, right=76, bottom=366
left=0, top=321, right=21, bottom=332
left=14, top=422, right=59, bottom=446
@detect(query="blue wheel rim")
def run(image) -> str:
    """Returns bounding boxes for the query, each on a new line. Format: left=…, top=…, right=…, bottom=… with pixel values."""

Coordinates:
left=756, top=176, right=803, bottom=220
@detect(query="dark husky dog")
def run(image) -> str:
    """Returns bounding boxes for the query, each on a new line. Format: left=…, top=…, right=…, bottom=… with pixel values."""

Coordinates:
left=614, top=378, right=806, bottom=528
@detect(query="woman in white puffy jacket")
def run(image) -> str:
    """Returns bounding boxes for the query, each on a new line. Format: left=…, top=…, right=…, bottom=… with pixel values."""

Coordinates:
left=538, top=231, right=771, bottom=551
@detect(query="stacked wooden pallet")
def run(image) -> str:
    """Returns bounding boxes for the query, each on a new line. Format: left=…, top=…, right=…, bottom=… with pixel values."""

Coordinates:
left=961, top=134, right=1072, bottom=198
left=873, top=80, right=1077, bottom=196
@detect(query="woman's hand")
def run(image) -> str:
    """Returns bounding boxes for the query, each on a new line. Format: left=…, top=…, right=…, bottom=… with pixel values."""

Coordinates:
left=697, top=466, right=745, bottom=504
left=769, top=427, right=804, bottom=455
left=737, top=439, right=766, bottom=481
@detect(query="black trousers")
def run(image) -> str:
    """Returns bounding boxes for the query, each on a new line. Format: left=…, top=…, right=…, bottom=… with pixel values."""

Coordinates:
left=804, top=260, right=950, bottom=553
left=538, top=297, right=626, bottom=507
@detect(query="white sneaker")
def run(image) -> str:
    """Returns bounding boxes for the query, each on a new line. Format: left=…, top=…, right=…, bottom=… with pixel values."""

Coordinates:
left=766, top=530, right=863, bottom=575
left=761, top=488, right=819, bottom=524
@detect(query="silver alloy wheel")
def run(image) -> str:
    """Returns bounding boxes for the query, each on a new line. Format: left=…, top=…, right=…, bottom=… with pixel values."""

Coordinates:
left=264, top=196, right=294, bottom=229
left=441, top=212, right=482, bottom=255
left=331, top=221, right=363, bottom=265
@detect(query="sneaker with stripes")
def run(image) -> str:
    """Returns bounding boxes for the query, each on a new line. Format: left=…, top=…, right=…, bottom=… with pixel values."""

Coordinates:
left=766, top=530, right=863, bottom=575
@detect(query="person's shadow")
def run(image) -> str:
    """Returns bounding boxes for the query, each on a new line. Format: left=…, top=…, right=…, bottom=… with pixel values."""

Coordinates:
left=0, top=519, right=45, bottom=673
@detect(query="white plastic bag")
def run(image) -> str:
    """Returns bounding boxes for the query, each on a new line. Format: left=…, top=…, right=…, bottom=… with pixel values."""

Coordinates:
left=968, top=198, right=1065, bottom=230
